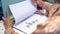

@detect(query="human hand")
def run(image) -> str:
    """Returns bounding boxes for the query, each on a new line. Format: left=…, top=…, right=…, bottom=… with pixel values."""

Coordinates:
left=2, top=11, right=13, bottom=29
left=32, top=16, right=60, bottom=34
left=2, top=11, right=18, bottom=34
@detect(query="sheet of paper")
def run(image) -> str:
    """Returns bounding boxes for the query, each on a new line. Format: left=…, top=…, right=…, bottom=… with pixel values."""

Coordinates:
left=9, top=0, right=37, bottom=24
left=13, top=14, right=47, bottom=34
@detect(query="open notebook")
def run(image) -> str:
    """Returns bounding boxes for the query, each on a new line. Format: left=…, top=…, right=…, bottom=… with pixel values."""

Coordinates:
left=9, top=0, right=47, bottom=34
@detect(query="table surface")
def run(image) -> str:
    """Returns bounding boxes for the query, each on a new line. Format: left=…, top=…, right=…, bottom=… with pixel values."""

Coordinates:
left=0, top=20, right=5, bottom=34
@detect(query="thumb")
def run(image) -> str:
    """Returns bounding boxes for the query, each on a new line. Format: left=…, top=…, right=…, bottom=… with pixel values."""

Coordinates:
left=2, top=17, right=6, bottom=22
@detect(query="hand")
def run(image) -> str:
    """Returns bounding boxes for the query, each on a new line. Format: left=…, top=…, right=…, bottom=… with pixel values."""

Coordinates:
left=2, top=11, right=18, bottom=34
left=32, top=16, right=60, bottom=34
left=37, top=0, right=60, bottom=17
left=31, top=0, right=37, bottom=3
left=2, top=11, right=13, bottom=29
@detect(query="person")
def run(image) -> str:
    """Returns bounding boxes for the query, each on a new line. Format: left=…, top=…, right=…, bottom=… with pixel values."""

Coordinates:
left=2, top=0, right=60, bottom=34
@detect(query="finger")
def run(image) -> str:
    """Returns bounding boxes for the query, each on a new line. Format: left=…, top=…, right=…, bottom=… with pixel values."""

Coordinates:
left=31, top=0, right=37, bottom=3
left=2, top=17, right=6, bottom=22
left=37, top=0, right=43, bottom=5
left=6, top=11, right=10, bottom=19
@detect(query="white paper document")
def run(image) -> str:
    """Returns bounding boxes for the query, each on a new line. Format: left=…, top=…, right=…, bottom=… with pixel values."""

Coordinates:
left=9, top=0, right=47, bottom=34
left=13, top=14, right=47, bottom=34
left=9, top=0, right=37, bottom=24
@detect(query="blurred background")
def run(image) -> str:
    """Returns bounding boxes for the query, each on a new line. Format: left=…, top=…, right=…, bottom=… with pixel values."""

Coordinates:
left=0, top=0, right=3, bottom=20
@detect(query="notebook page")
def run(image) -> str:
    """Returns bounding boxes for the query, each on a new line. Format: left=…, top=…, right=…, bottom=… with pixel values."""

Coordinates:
left=9, top=0, right=37, bottom=24
left=13, top=14, right=47, bottom=34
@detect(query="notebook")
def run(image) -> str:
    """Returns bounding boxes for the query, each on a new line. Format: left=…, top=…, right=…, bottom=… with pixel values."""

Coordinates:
left=9, top=0, right=47, bottom=34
